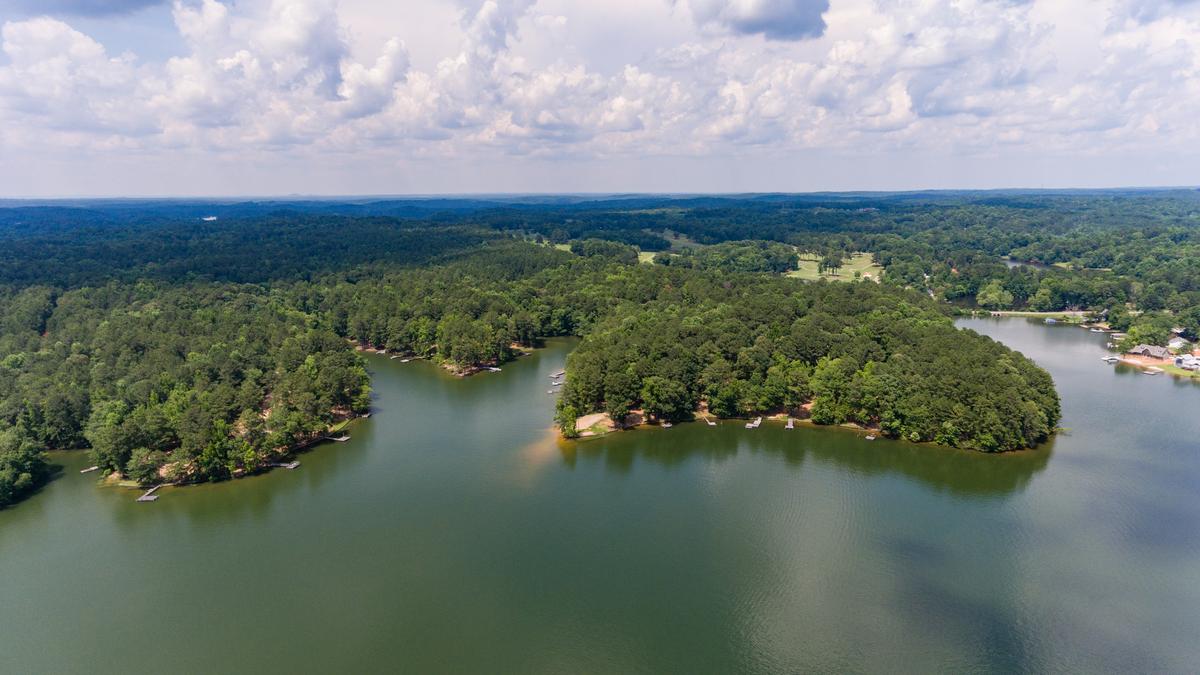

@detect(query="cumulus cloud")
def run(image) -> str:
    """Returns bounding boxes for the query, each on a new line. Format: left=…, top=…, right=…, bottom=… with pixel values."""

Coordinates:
left=1, top=0, right=1200, bottom=188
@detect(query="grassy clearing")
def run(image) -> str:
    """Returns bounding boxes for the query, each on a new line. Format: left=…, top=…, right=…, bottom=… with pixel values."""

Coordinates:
left=1157, top=364, right=1200, bottom=379
left=637, top=251, right=658, bottom=264
left=982, top=310, right=1086, bottom=323
left=787, top=252, right=883, bottom=282
left=662, top=230, right=702, bottom=251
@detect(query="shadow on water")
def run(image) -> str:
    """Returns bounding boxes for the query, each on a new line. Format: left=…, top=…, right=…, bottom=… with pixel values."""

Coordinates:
left=104, top=425, right=374, bottom=531
left=563, top=422, right=1054, bottom=498
left=0, top=460, right=66, bottom=512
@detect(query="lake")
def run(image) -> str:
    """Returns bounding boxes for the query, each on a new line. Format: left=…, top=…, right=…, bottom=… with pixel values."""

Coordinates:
left=1, top=320, right=1197, bottom=673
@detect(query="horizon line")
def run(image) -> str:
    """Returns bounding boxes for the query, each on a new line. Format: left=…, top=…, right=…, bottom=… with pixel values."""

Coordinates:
left=1, top=185, right=1198, bottom=202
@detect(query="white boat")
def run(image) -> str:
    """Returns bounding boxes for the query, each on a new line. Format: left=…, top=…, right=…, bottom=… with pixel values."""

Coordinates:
left=662, top=422, right=672, bottom=428
left=488, top=367, right=502, bottom=372
left=865, top=435, right=877, bottom=441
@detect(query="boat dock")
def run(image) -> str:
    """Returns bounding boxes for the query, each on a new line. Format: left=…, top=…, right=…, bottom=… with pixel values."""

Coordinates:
left=745, top=416, right=762, bottom=429
left=785, top=417, right=794, bottom=429
left=270, top=461, right=301, bottom=470
left=701, top=414, right=716, bottom=426
left=136, top=485, right=163, bottom=503
left=550, top=369, right=565, bottom=379
left=326, top=435, right=351, bottom=442
left=80, top=465, right=100, bottom=474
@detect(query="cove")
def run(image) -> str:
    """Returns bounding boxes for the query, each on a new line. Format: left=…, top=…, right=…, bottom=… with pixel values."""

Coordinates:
left=1, top=323, right=1198, bottom=673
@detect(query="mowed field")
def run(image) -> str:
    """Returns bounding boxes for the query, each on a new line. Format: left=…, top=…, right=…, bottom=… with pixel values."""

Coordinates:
left=787, top=252, right=883, bottom=281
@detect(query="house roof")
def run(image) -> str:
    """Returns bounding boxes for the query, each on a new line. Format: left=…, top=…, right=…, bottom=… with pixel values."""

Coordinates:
left=1130, top=344, right=1171, bottom=359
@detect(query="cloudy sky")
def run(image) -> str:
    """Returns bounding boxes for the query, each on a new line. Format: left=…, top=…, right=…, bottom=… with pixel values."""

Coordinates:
left=1, top=0, right=1198, bottom=196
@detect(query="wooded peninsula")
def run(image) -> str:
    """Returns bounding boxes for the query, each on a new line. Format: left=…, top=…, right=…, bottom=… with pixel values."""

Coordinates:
left=9, top=189, right=1198, bottom=507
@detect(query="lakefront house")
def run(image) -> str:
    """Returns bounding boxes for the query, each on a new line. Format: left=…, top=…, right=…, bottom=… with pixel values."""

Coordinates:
left=1128, top=344, right=1172, bottom=360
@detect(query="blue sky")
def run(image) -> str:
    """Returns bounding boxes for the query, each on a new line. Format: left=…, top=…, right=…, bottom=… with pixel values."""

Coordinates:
left=0, top=0, right=1198, bottom=196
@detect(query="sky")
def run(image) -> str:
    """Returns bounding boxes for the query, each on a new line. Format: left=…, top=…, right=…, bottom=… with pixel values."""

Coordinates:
left=0, top=0, right=1199, bottom=196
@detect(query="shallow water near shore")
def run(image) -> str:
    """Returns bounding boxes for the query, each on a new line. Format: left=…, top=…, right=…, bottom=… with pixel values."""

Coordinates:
left=1, top=322, right=1198, bottom=673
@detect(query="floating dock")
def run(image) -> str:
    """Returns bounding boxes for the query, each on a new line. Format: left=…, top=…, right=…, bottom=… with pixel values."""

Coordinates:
left=550, top=370, right=565, bottom=379
left=785, top=418, right=794, bottom=429
left=136, top=485, right=163, bottom=503
left=80, top=465, right=100, bottom=474
left=270, top=461, right=301, bottom=470
left=326, top=435, right=351, bottom=442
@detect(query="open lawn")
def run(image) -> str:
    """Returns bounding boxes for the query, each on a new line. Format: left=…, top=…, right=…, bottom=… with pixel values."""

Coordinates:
left=637, top=251, right=657, bottom=264
left=662, top=230, right=702, bottom=250
left=982, top=310, right=1086, bottom=322
left=787, top=252, right=883, bottom=282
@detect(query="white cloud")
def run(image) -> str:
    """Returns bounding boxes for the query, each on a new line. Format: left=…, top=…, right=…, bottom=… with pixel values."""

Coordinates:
left=1, top=0, right=1200, bottom=192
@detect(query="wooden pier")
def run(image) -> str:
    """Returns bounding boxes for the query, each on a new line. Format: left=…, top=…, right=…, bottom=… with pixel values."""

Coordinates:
left=325, top=435, right=351, bottom=442
left=80, top=465, right=100, bottom=474
left=785, top=417, right=794, bottom=430
left=136, top=485, right=163, bottom=503
left=270, top=461, right=301, bottom=470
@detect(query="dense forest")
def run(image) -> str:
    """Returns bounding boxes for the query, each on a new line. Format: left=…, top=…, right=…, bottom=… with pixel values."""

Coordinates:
left=555, top=274, right=1058, bottom=452
left=9, top=189, right=1196, bottom=507
left=0, top=282, right=371, bottom=503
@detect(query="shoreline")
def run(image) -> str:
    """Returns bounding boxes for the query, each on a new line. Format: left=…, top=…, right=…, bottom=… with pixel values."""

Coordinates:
left=90, top=411, right=373, bottom=496
left=356, top=341, right=536, bottom=377
left=560, top=414, right=1051, bottom=455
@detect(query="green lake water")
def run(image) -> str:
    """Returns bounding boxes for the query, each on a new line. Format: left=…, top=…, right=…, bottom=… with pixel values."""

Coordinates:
left=1, top=319, right=1197, bottom=673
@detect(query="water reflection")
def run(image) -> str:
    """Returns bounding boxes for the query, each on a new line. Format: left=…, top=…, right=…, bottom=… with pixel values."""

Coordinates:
left=563, top=423, right=1053, bottom=497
